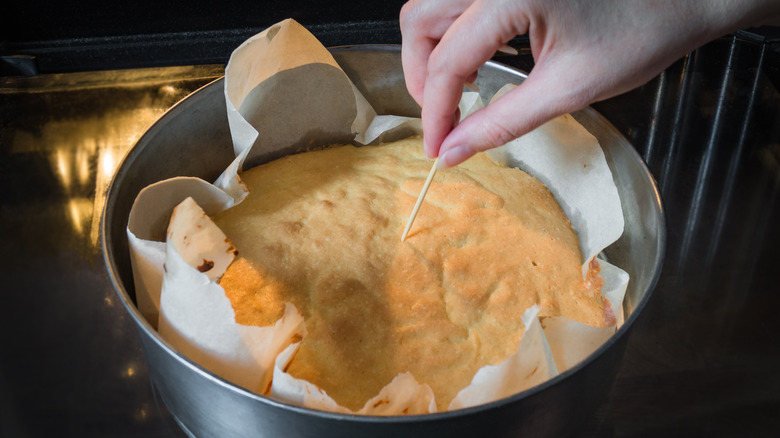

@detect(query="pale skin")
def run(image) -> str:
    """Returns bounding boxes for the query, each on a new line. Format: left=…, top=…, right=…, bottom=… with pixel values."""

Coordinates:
left=400, top=0, right=780, bottom=168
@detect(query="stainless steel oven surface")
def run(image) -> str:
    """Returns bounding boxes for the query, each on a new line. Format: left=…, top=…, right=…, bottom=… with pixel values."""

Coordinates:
left=2, top=8, right=780, bottom=437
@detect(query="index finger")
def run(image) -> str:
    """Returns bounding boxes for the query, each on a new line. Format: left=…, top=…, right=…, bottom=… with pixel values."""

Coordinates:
left=400, top=0, right=475, bottom=107
left=421, top=0, right=530, bottom=158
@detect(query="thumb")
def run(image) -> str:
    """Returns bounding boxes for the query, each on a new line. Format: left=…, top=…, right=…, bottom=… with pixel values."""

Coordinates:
left=437, top=67, right=593, bottom=168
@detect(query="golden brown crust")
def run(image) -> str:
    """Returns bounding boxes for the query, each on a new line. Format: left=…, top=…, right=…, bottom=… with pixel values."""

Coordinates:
left=214, top=136, right=612, bottom=411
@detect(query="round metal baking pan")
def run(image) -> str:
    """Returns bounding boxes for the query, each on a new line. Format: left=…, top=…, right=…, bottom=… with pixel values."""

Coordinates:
left=101, top=45, right=665, bottom=438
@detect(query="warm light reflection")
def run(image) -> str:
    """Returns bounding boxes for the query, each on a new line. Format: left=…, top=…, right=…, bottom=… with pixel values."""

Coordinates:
left=76, top=141, right=91, bottom=187
left=159, top=84, right=177, bottom=96
left=134, top=408, right=149, bottom=422
left=55, top=148, right=71, bottom=191
left=100, top=146, right=116, bottom=180
left=67, top=198, right=92, bottom=236
left=42, top=104, right=171, bottom=248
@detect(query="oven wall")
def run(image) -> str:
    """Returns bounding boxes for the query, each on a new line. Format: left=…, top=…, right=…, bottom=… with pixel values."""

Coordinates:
left=3, top=0, right=408, bottom=74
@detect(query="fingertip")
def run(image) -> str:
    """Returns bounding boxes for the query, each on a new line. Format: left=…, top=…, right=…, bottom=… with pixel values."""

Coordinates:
left=423, top=137, right=437, bottom=159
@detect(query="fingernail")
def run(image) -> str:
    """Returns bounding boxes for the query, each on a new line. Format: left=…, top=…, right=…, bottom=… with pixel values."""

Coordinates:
left=464, top=82, right=480, bottom=92
left=497, top=45, right=518, bottom=55
left=437, top=145, right=474, bottom=169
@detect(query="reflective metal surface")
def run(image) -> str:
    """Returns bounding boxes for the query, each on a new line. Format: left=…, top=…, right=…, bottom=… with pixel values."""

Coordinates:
left=2, top=32, right=780, bottom=437
left=1, top=65, right=224, bottom=437
left=585, top=33, right=780, bottom=436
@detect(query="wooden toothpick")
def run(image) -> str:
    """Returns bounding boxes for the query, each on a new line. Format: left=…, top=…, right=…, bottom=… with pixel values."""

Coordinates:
left=402, top=157, right=439, bottom=241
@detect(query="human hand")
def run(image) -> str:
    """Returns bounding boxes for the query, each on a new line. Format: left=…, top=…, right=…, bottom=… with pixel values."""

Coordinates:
left=400, top=0, right=778, bottom=168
